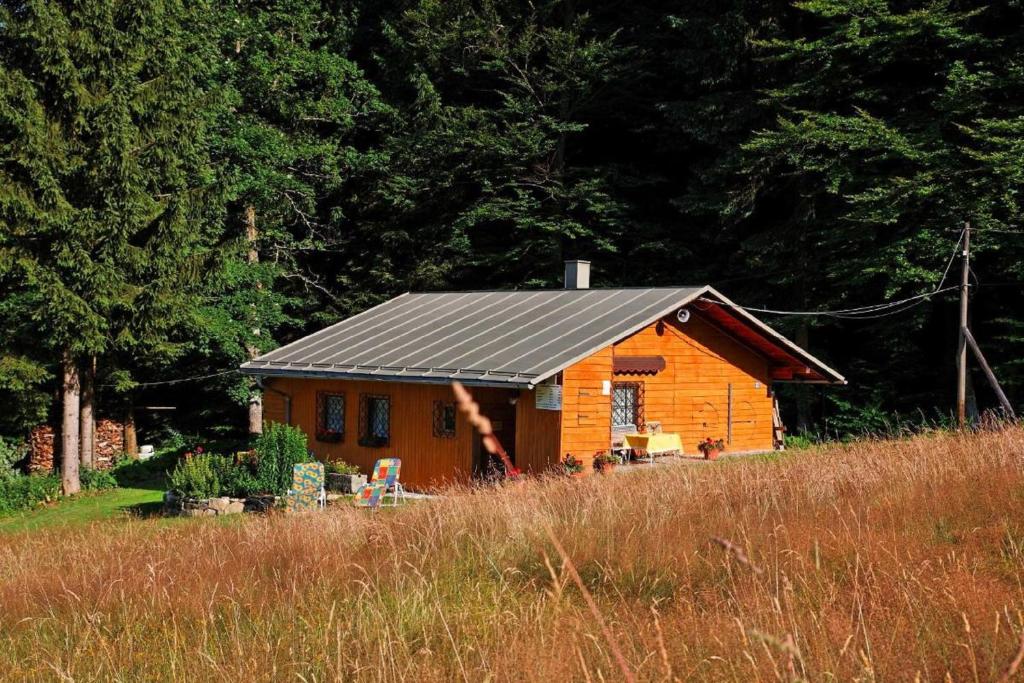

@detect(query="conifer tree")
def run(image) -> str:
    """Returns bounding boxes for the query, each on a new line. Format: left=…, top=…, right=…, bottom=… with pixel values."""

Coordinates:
left=209, top=0, right=387, bottom=430
left=0, top=0, right=220, bottom=491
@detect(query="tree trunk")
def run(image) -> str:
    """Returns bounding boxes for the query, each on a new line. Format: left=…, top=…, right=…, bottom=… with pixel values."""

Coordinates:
left=80, top=356, right=96, bottom=469
left=245, top=204, right=264, bottom=434
left=61, top=350, right=81, bottom=495
left=124, top=405, right=138, bottom=459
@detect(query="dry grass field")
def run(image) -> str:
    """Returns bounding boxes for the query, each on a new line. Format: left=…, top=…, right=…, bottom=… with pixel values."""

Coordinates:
left=2, top=428, right=1024, bottom=681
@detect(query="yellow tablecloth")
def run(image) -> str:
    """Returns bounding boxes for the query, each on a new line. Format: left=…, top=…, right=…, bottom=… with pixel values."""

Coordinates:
left=624, top=432, right=683, bottom=455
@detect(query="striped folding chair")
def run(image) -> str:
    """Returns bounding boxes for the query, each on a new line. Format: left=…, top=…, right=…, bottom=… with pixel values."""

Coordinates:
left=370, top=458, right=405, bottom=506
left=286, top=462, right=326, bottom=513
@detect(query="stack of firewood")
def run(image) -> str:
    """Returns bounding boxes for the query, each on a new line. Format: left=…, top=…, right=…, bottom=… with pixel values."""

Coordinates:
left=28, top=425, right=55, bottom=473
left=28, top=419, right=125, bottom=472
left=93, top=419, right=124, bottom=467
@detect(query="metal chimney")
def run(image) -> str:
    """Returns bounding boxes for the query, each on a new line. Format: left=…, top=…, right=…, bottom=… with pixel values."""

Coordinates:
left=564, top=260, right=591, bottom=289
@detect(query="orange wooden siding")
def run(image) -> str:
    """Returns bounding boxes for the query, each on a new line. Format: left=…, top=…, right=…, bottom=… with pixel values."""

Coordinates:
left=560, top=346, right=614, bottom=471
left=559, top=312, right=774, bottom=467
left=614, top=313, right=773, bottom=452
left=263, top=377, right=511, bottom=490
left=514, top=388, right=562, bottom=474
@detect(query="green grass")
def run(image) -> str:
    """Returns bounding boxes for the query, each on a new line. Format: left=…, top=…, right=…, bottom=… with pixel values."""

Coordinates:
left=0, top=486, right=164, bottom=534
left=0, top=449, right=176, bottom=534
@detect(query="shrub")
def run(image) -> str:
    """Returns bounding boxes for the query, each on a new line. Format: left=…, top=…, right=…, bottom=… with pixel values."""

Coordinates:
left=0, top=437, right=26, bottom=480
left=212, top=456, right=260, bottom=498
left=0, top=474, right=60, bottom=514
left=253, top=423, right=310, bottom=495
left=80, top=468, right=118, bottom=491
left=168, top=454, right=222, bottom=499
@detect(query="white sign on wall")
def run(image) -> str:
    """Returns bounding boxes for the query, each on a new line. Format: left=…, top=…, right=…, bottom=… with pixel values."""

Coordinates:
left=535, top=384, right=563, bottom=411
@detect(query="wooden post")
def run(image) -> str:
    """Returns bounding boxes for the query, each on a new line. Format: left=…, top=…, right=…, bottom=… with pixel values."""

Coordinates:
left=727, top=383, right=733, bottom=445
left=956, top=222, right=970, bottom=428
left=60, top=350, right=81, bottom=495
left=963, top=328, right=1016, bottom=418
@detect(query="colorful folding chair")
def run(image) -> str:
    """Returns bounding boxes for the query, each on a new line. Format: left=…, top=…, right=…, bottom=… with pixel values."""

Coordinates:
left=370, top=458, right=405, bottom=506
left=287, top=462, right=326, bottom=512
left=353, top=480, right=387, bottom=509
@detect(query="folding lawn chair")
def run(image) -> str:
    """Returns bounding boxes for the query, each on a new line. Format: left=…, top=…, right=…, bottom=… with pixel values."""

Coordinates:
left=286, top=462, right=326, bottom=512
left=370, top=457, right=406, bottom=506
left=353, top=480, right=387, bottom=509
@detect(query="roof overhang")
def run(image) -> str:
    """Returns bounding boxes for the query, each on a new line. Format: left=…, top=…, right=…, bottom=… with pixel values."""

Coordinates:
left=238, top=363, right=535, bottom=389
left=694, top=288, right=846, bottom=385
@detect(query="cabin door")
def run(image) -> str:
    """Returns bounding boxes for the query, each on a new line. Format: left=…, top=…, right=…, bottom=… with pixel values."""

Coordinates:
left=472, top=402, right=516, bottom=478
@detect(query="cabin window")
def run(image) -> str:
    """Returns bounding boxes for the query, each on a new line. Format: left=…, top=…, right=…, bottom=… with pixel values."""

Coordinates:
left=433, top=401, right=457, bottom=439
left=611, top=382, right=644, bottom=431
left=315, top=392, right=345, bottom=442
left=359, top=394, right=390, bottom=447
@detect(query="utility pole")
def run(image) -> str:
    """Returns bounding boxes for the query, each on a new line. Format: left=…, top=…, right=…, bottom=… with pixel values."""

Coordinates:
left=956, top=221, right=970, bottom=428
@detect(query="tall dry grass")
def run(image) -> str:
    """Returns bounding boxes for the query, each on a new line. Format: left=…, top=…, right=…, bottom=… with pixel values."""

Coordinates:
left=2, top=428, right=1024, bottom=681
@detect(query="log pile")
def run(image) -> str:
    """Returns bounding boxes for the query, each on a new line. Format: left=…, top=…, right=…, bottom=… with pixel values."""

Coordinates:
left=28, top=425, right=55, bottom=473
left=94, top=419, right=124, bottom=468
left=28, top=419, right=125, bottom=472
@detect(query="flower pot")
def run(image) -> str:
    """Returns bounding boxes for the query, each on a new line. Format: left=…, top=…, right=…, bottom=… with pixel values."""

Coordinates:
left=569, top=470, right=587, bottom=479
left=596, top=462, right=616, bottom=474
left=703, top=449, right=720, bottom=461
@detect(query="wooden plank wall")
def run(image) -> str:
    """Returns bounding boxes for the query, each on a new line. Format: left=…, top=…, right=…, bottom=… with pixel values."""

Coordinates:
left=557, top=312, right=775, bottom=468
left=613, top=314, right=774, bottom=453
left=261, top=377, right=511, bottom=490
left=514, top=388, right=562, bottom=474
left=560, top=346, right=614, bottom=471
left=263, top=384, right=287, bottom=424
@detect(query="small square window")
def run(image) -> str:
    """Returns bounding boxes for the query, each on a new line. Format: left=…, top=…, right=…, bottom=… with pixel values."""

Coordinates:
left=316, top=392, right=345, bottom=442
left=359, top=394, right=390, bottom=447
left=433, top=401, right=457, bottom=438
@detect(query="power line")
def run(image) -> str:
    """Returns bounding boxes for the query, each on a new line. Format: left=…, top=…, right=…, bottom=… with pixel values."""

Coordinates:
left=703, top=226, right=967, bottom=319
left=100, top=368, right=238, bottom=389
left=704, top=286, right=961, bottom=319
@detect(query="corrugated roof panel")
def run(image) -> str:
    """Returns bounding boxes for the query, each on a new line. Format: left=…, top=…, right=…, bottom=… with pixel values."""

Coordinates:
left=240, top=286, right=845, bottom=386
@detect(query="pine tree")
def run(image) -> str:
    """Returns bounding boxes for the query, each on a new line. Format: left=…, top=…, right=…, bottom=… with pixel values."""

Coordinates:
left=208, top=0, right=388, bottom=429
left=729, top=0, right=1024, bottom=419
left=362, top=0, right=628, bottom=292
left=0, top=0, right=221, bottom=490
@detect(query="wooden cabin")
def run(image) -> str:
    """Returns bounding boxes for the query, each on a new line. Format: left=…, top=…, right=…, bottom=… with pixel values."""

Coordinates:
left=241, top=261, right=844, bottom=489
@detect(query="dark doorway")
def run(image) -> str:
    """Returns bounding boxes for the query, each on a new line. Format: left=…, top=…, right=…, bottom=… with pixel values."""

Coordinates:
left=472, top=401, right=516, bottom=478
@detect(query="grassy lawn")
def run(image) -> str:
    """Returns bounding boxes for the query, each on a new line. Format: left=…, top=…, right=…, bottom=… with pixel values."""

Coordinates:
left=0, top=451, right=173, bottom=534
left=0, top=486, right=164, bottom=534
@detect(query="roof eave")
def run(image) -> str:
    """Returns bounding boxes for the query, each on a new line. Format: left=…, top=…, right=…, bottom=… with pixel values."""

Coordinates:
left=239, top=363, right=534, bottom=389
left=700, top=287, right=847, bottom=385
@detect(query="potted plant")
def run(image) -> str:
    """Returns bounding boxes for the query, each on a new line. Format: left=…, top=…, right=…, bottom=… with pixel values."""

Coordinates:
left=325, top=460, right=366, bottom=493
left=593, top=451, right=621, bottom=474
left=697, top=438, right=726, bottom=460
left=562, top=454, right=585, bottom=478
